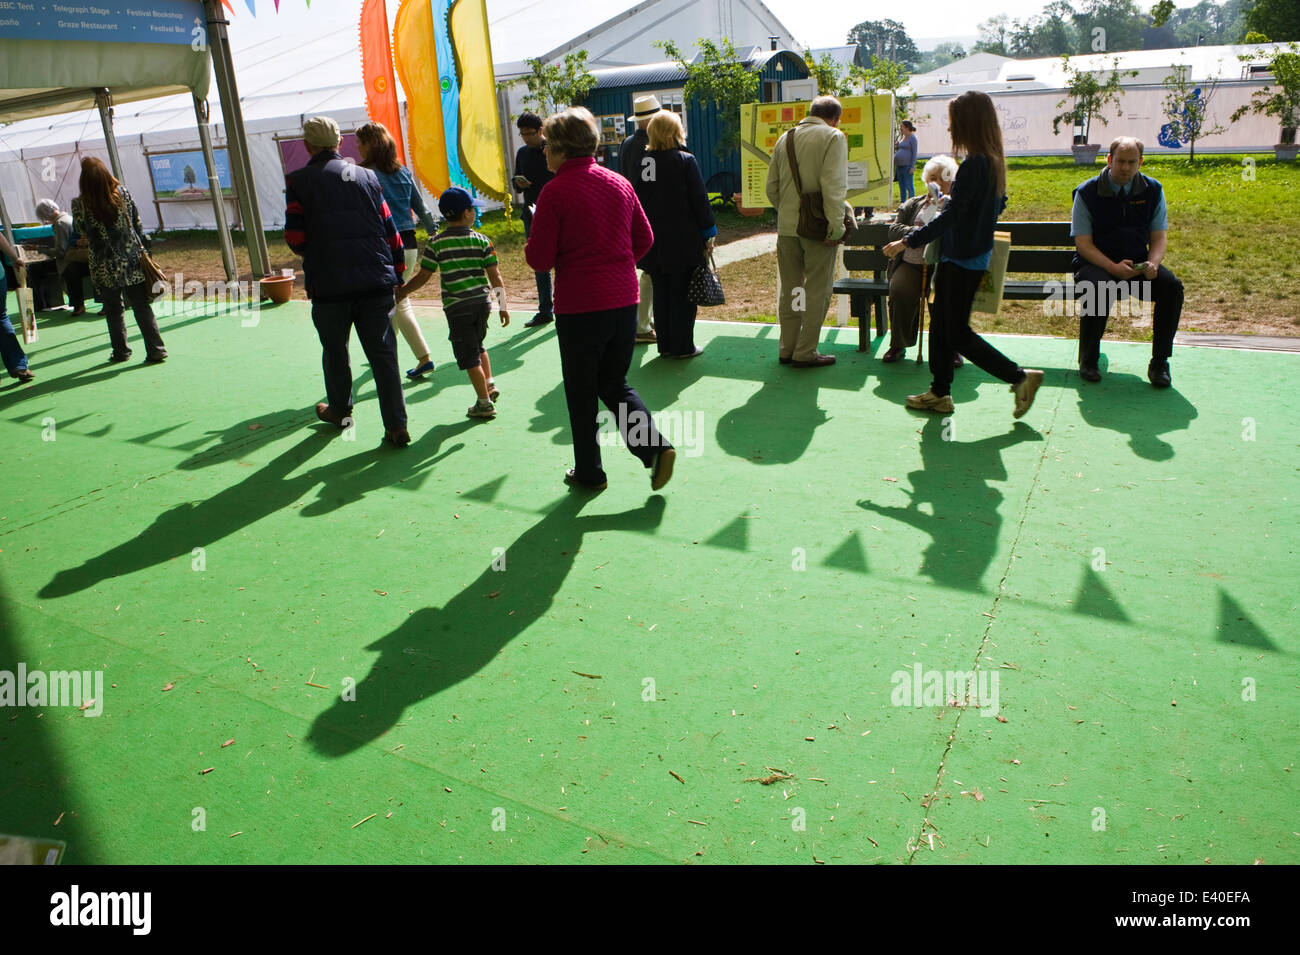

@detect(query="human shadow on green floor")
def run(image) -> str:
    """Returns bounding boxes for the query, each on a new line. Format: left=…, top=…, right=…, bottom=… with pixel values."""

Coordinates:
left=1072, top=373, right=1197, bottom=461
left=3, top=308, right=233, bottom=384
left=858, top=417, right=1043, bottom=592
left=37, top=421, right=471, bottom=598
left=0, top=575, right=100, bottom=862
left=385, top=323, right=554, bottom=410
left=172, top=408, right=308, bottom=466
left=305, top=493, right=667, bottom=756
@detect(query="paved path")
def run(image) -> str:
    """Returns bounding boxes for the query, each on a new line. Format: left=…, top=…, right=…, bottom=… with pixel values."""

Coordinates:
left=712, top=231, right=777, bottom=267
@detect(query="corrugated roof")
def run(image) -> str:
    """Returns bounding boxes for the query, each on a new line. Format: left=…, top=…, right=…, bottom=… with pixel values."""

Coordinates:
left=591, top=62, right=689, bottom=90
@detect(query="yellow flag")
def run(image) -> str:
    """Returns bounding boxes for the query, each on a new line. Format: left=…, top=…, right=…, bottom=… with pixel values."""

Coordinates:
left=449, top=0, right=508, bottom=201
left=393, top=0, right=449, bottom=196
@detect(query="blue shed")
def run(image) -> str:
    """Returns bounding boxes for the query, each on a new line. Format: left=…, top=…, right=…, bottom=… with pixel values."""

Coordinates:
left=580, top=48, right=812, bottom=195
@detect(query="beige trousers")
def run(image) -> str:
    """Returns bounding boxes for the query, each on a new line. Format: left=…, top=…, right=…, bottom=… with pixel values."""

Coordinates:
left=391, top=247, right=430, bottom=360
left=637, top=270, right=654, bottom=334
left=776, top=235, right=837, bottom=362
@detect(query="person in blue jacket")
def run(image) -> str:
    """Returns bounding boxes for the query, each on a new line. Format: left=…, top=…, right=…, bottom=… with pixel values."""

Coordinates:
left=357, top=122, right=438, bottom=379
left=0, top=231, right=35, bottom=383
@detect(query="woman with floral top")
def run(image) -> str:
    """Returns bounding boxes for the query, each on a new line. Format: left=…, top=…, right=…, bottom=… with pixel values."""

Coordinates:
left=71, top=157, right=167, bottom=363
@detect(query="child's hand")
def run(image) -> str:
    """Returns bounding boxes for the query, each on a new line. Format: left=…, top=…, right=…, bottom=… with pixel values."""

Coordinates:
left=499, top=309, right=510, bottom=327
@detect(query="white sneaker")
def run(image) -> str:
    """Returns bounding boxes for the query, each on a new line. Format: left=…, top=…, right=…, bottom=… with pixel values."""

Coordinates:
left=905, top=391, right=955, bottom=413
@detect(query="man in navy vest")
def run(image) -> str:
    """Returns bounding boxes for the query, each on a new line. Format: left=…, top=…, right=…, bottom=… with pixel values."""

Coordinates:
left=1071, top=137, right=1183, bottom=388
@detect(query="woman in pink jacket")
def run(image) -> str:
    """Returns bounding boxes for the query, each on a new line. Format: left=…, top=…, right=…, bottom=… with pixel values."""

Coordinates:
left=525, top=107, right=676, bottom=492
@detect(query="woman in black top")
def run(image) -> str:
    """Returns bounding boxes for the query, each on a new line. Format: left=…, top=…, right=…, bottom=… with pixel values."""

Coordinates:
left=884, top=91, right=1041, bottom=418
left=632, top=111, right=717, bottom=359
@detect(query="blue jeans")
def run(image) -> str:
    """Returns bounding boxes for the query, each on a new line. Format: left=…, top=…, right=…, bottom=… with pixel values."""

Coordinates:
left=520, top=207, right=553, bottom=317
left=1, top=273, right=30, bottom=375
left=896, top=165, right=915, bottom=202
left=1, top=314, right=30, bottom=376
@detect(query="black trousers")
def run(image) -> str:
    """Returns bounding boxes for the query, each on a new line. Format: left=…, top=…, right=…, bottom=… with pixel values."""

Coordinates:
left=101, top=281, right=166, bottom=359
left=63, top=260, right=91, bottom=310
left=310, top=288, right=407, bottom=431
left=1075, top=263, right=1183, bottom=363
left=928, top=261, right=1024, bottom=398
left=648, top=267, right=698, bottom=357
left=555, top=304, right=670, bottom=483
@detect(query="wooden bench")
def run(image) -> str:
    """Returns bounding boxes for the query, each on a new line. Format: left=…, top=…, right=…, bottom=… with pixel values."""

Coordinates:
left=833, top=220, right=1076, bottom=351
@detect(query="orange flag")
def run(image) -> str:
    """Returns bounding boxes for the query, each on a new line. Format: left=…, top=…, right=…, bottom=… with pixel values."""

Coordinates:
left=359, top=0, right=405, bottom=163
left=393, top=0, right=450, bottom=196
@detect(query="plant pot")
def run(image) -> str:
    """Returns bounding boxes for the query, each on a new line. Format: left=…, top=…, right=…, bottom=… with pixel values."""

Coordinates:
left=1274, top=144, right=1299, bottom=161
left=258, top=275, right=294, bottom=304
left=733, top=193, right=764, bottom=217
left=1071, top=143, right=1102, bottom=165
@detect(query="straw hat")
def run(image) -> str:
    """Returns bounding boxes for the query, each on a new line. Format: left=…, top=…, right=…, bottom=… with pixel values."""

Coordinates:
left=627, top=94, right=662, bottom=124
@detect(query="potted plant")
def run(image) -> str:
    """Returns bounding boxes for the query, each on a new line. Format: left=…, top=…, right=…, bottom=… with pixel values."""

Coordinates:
left=1052, top=56, right=1139, bottom=164
left=1232, top=39, right=1300, bottom=161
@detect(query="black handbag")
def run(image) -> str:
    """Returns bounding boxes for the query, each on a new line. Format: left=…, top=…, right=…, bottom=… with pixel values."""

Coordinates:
left=687, top=250, right=724, bottom=306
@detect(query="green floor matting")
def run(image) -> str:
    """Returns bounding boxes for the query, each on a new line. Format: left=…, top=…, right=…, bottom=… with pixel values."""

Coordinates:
left=1, top=294, right=1295, bottom=864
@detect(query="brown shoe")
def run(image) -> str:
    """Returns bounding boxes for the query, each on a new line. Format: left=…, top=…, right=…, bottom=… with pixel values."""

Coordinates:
left=315, top=402, right=352, bottom=429
left=384, top=427, right=411, bottom=448
left=15, top=370, right=35, bottom=383
left=564, top=469, right=608, bottom=491
left=650, top=447, right=676, bottom=491
left=881, top=347, right=905, bottom=363
left=791, top=353, right=836, bottom=368
left=1012, top=369, right=1044, bottom=419
left=635, top=331, right=658, bottom=344
left=952, top=353, right=964, bottom=368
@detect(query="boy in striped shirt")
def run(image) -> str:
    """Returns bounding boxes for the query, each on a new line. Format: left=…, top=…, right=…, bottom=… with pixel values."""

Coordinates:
left=396, top=187, right=509, bottom=418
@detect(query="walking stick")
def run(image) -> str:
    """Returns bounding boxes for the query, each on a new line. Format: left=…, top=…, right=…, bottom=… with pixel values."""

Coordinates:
left=915, top=262, right=927, bottom=364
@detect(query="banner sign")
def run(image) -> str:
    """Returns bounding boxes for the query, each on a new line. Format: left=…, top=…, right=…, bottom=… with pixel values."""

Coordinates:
left=149, top=148, right=234, bottom=200
left=740, top=94, right=894, bottom=208
left=0, top=2, right=204, bottom=45
left=278, top=135, right=364, bottom=176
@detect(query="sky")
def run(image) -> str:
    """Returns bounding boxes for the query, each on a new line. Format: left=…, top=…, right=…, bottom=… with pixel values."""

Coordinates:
left=224, top=0, right=1218, bottom=57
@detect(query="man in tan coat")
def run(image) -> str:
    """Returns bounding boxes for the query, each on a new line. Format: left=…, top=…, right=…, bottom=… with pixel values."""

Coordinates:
left=764, top=95, right=849, bottom=367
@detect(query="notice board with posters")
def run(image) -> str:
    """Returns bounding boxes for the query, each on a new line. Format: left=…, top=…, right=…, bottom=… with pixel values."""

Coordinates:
left=149, top=149, right=235, bottom=201
left=739, top=94, right=894, bottom=209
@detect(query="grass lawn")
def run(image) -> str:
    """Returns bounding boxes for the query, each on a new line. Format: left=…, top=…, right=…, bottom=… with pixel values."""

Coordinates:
left=144, top=154, right=1298, bottom=340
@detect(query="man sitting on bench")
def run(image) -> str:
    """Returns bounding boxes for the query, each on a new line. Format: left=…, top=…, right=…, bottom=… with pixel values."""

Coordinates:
left=1071, top=136, right=1183, bottom=388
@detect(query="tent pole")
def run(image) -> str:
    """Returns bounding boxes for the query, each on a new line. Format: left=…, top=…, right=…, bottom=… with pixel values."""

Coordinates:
left=202, top=0, right=269, bottom=279
left=194, top=94, right=237, bottom=282
left=95, top=89, right=126, bottom=184
left=0, top=188, right=16, bottom=250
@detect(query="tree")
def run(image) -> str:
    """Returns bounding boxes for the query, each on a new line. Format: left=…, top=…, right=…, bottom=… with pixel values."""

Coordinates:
left=803, top=50, right=847, bottom=96
left=1159, top=61, right=1227, bottom=160
left=1150, top=0, right=1176, bottom=27
left=1010, top=3, right=1081, bottom=56
left=1073, top=0, right=1145, bottom=53
left=973, top=15, right=1012, bottom=55
left=852, top=58, right=916, bottom=127
left=519, top=51, right=596, bottom=117
left=183, top=164, right=197, bottom=187
left=1052, top=55, right=1139, bottom=143
left=657, top=38, right=759, bottom=159
left=1231, top=40, right=1300, bottom=144
left=1246, top=0, right=1300, bottom=42
left=846, top=19, right=920, bottom=70
left=914, top=42, right=966, bottom=74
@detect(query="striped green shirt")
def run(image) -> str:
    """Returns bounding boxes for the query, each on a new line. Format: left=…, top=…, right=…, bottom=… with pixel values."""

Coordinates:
left=421, top=227, right=497, bottom=306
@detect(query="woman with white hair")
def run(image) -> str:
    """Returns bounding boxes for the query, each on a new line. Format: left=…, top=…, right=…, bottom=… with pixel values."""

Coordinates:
left=36, top=198, right=91, bottom=316
left=881, top=154, right=959, bottom=364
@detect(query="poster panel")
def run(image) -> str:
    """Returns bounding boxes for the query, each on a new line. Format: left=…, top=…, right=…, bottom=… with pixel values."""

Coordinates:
left=740, top=94, right=894, bottom=208
left=149, top=148, right=234, bottom=201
